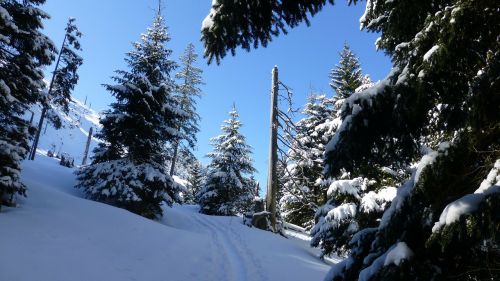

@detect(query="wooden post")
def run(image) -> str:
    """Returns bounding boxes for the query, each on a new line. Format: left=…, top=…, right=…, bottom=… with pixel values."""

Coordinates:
left=266, top=66, right=279, bottom=231
left=81, top=127, right=93, bottom=166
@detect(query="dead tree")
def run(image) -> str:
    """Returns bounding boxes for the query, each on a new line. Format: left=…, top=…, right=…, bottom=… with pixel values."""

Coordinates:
left=81, top=127, right=93, bottom=165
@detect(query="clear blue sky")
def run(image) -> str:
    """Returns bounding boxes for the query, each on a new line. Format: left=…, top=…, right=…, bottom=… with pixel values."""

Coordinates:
left=41, top=0, right=392, bottom=190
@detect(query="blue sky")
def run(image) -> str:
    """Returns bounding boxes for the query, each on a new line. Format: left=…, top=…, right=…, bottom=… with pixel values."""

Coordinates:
left=41, top=0, right=392, bottom=189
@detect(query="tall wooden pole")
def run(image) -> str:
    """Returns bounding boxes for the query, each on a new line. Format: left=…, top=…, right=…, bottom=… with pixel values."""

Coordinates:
left=266, top=66, right=279, bottom=231
left=30, top=33, right=67, bottom=160
left=81, top=127, right=93, bottom=166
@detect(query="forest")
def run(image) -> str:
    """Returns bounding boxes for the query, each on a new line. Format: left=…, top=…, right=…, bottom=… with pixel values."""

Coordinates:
left=0, top=0, right=498, bottom=280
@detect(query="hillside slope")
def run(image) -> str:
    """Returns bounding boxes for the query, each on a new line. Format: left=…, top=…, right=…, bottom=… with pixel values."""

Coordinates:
left=0, top=155, right=333, bottom=281
left=30, top=97, right=102, bottom=164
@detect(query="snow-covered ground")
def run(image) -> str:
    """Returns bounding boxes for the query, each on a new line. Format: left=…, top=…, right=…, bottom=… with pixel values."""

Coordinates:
left=30, top=97, right=102, bottom=164
left=0, top=155, right=334, bottom=281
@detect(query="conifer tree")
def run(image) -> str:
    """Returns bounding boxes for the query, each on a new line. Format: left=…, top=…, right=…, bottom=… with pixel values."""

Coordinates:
left=247, top=175, right=260, bottom=197
left=185, top=160, right=205, bottom=204
left=201, top=0, right=334, bottom=64
left=203, top=2, right=498, bottom=277
left=197, top=105, right=256, bottom=215
left=0, top=0, right=55, bottom=208
left=30, top=17, right=83, bottom=160
left=76, top=12, right=185, bottom=219
left=169, top=43, right=203, bottom=175
left=329, top=43, right=362, bottom=99
left=279, top=94, right=335, bottom=228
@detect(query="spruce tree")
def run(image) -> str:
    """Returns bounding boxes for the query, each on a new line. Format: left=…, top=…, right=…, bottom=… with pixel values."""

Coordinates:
left=202, top=2, right=499, bottom=278
left=76, top=12, right=185, bottom=219
left=185, top=160, right=205, bottom=204
left=329, top=43, right=363, bottom=99
left=247, top=175, right=260, bottom=197
left=201, top=0, right=334, bottom=64
left=30, top=17, right=83, bottom=159
left=0, top=0, right=55, bottom=208
left=169, top=43, right=203, bottom=176
left=197, top=105, right=256, bottom=215
left=279, top=94, right=335, bottom=228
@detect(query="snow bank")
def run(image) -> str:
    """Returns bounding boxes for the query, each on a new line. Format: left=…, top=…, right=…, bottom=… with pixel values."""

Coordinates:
left=0, top=155, right=332, bottom=281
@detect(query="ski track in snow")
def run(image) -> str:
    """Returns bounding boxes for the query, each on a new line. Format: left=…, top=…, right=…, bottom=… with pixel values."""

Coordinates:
left=190, top=212, right=267, bottom=281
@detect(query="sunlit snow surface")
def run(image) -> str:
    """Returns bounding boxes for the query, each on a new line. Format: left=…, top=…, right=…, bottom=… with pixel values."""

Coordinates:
left=0, top=155, right=335, bottom=281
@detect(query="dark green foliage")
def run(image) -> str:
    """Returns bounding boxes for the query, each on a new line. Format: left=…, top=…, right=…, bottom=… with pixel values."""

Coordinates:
left=185, top=160, right=205, bottom=204
left=76, top=14, right=184, bottom=219
left=279, top=94, right=335, bottom=228
left=197, top=106, right=256, bottom=215
left=201, top=0, right=334, bottom=64
left=329, top=43, right=363, bottom=98
left=201, top=0, right=500, bottom=279
left=0, top=0, right=55, bottom=207
left=175, top=43, right=203, bottom=149
left=49, top=18, right=83, bottom=117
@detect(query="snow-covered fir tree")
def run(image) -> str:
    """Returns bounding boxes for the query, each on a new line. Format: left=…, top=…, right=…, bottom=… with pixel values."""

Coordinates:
left=321, top=1, right=500, bottom=280
left=76, top=12, right=186, bottom=219
left=30, top=17, right=83, bottom=159
left=0, top=0, right=56, bottom=208
left=169, top=43, right=203, bottom=175
left=46, top=18, right=83, bottom=121
left=184, top=160, right=205, bottom=204
left=197, top=105, right=256, bottom=215
left=329, top=43, right=363, bottom=99
left=279, top=94, right=335, bottom=229
left=308, top=79, right=399, bottom=259
left=247, top=175, right=260, bottom=197
left=192, top=0, right=498, bottom=278
left=310, top=168, right=401, bottom=258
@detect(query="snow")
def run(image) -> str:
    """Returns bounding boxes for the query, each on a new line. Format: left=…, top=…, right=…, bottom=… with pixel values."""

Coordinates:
left=384, top=242, right=414, bottom=266
left=358, top=249, right=388, bottom=281
left=423, top=45, right=439, bottom=62
left=0, top=155, right=333, bottom=281
left=325, top=203, right=357, bottom=226
left=360, top=186, right=397, bottom=213
left=201, top=0, right=218, bottom=31
left=359, top=0, right=375, bottom=30
left=432, top=159, right=500, bottom=232
left=324, top=75, right=392, bottom=156
left=30, top=96, right=102, bottom=164
left=327, top=177, right=366, bottom=198
left=380, top=143, right=449, bottom=229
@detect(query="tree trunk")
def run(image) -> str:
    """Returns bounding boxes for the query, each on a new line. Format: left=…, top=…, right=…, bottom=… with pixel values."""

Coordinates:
left=81, top=127, right=93, bottom=166
left=169, top=142, right=179, bottom=176
left=30, top=33, right=67, bottom=160
left=266, top=66, right=279, bottom=231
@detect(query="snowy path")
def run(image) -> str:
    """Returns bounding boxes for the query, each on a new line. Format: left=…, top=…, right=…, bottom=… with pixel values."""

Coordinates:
left=0, top=155, right=333, bottom=281
left=189, top=212, right=267, bottom=281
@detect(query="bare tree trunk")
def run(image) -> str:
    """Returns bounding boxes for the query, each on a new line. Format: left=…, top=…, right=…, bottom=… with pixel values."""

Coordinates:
left=30, top=33, right=67, bottom=160
left=28, top=111, right=34, bottom=125
left=81, top=127, right=93, bottom=166
left=266, top=66, right=279, bottom=231
left=169, top=142, right=179, bottom=176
